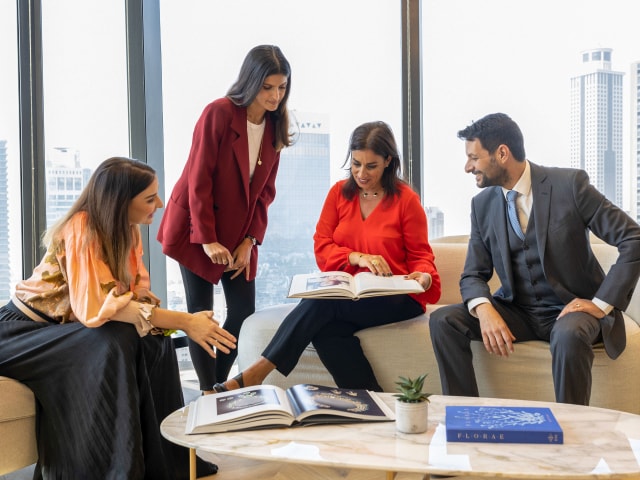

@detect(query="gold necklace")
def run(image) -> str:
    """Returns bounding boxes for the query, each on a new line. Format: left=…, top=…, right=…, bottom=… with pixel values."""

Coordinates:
left=248, top=121, right=265, bottom=166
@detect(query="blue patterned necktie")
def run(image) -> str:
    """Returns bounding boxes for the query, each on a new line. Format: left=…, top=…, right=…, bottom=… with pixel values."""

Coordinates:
left=506, top=190, right=525, bottom=240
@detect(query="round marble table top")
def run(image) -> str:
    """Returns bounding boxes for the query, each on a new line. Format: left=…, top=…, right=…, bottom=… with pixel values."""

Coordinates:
left=161, top=393, right=640, bottom=479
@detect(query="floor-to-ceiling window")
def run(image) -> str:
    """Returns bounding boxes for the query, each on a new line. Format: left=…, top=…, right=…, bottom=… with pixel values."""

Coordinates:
left=0, top=0, right=22, bottom=300
left=8, top=0, right=637, bottom=310
left=421, top=0, right=640, bottom=237
left=160, top=0, right=403, bottom=315
left=40, top=0, right=129, bottom=228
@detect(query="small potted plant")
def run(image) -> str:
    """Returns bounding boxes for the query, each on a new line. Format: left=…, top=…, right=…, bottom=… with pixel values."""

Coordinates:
left=394, top=373, right=431, bottom=434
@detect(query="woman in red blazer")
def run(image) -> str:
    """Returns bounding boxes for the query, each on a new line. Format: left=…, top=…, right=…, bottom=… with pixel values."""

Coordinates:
left=157, top=45, right=293, bottom=394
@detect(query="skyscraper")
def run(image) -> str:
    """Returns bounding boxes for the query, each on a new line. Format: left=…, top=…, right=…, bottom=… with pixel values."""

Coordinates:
left=632, top=61, right=640, bottom=222
left=426, top=206, right=444, bottom=240
left=256, top=112, right=331, bottom=309
left=570, top=48, right=624, bottom=208
left=45, top=147, right=91, bottom=227
left=0, top=140, right=11, bottom=300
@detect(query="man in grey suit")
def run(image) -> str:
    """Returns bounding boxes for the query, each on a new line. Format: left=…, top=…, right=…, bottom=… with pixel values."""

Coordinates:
left=430, top=113, right=640, bottom=405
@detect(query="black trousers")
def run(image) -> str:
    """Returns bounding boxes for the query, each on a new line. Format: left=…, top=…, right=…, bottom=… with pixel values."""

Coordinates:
left=180, top=265, right=255, bottom=390
left=0, top=301, right=215, bottom=480
left=429, top=298, right=602, bottom=405
left=263, top=295, right=423, bottom=391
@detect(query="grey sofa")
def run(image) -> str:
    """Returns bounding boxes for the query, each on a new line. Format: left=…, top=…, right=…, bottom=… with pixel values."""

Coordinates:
left=237, top=235, right=640, bottom=415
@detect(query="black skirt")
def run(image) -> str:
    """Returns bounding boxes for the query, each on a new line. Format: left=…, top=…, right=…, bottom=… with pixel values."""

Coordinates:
left=0, top=301, right=204, bottom=480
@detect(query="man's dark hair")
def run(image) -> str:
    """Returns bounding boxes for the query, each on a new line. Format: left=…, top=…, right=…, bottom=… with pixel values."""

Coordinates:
left=457, top=113, right=526, bottom=161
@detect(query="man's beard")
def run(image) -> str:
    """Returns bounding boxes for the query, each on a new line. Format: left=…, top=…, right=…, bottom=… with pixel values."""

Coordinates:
left=475, top=155, right=509, bottom=188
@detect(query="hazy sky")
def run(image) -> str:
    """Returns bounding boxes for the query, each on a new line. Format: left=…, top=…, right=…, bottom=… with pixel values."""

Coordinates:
left=421, top=0, right=640, bottom=233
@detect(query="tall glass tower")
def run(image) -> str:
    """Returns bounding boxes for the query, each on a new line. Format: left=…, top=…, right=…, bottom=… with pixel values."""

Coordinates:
left=46, top=147, right=91, bottom=227
left=570, top=48, right=624, bottom=208
left=632, top=61, right=640, bottom=222
left=0, top=140, right=11, bottom=300
left=256, top=112, right=331, bottom=309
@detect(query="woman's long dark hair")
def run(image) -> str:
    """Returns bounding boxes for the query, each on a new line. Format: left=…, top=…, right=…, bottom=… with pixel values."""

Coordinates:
left=227, top=45, right=293, bottom=151
left=43, top=157, right=156, bottom=285
left=341, top=121, right=405, bottom=201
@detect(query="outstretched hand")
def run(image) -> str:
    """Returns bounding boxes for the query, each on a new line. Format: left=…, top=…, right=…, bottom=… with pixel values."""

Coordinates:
left=184, top=310, right=237, bottom=358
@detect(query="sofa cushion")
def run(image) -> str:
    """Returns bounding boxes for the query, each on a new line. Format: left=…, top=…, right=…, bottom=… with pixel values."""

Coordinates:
left=238, top=304, right=337, bottom=389
left=0, top=376, right=37, bottom=474
left=469, top=314, right=640, bottom=413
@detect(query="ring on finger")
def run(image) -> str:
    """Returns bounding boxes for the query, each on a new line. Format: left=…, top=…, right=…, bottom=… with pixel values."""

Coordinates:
left=371, top=260, right=379, bottom=266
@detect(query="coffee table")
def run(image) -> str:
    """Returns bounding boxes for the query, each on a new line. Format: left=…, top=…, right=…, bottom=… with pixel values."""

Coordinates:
left=161, top=394, right=640, bottom=479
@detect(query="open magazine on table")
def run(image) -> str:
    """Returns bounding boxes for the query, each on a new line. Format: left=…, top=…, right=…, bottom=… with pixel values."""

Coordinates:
left=287, top=271, right=424, bottom=300
left=185, top=383, right=395, bottom=434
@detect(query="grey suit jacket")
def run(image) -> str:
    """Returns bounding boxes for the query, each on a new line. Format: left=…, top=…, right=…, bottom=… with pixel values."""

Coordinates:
left=460, top=162, right=640, bottom=359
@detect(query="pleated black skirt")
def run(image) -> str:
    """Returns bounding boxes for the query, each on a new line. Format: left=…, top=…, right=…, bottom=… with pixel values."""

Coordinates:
left=0, top=301, right=206, bottom=480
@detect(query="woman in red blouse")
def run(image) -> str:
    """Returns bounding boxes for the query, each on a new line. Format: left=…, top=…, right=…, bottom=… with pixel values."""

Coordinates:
left=215, top=121, right=441, bottom=392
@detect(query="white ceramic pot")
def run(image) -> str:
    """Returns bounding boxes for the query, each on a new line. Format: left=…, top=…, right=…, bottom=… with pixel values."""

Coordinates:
left=395, top=399, right=429, bottom=434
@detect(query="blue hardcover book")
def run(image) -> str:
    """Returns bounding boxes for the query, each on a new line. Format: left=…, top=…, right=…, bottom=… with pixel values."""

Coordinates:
left=445, top=406, right=563, bottom=444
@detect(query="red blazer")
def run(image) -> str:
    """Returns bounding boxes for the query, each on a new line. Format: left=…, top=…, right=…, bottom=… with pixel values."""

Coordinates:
left=157, top=97, right=280, bottom=284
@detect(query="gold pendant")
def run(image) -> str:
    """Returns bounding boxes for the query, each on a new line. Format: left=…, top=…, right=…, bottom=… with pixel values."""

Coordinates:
left=258, top=159, right=262, bottom=165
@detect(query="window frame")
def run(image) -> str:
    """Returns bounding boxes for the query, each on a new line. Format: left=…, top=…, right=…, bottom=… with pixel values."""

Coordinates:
left=15, top=0, right=423, bottom=306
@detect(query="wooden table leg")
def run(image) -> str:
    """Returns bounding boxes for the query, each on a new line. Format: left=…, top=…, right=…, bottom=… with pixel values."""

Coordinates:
left=190, top=448, right=196, bottom=480
left=386, top=472, right=396, bottom=480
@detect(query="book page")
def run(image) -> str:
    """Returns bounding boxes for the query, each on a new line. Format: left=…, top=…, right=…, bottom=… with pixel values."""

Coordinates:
left=288, top=271, right=356, bottom=298
left=353, top=272, right=424, bottom=297
left=185, top=385, right=294, bottom=434
left=286, top=384, right=395, bottom=423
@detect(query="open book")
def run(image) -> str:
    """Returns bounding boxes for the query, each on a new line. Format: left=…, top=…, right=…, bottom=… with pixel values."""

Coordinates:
left=185, top=384, right=395, bottom=434
left=288, top=271, right=424, bottom=300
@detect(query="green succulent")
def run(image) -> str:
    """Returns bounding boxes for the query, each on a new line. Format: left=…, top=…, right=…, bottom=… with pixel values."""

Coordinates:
left=394, top=374, right=431, bottom=403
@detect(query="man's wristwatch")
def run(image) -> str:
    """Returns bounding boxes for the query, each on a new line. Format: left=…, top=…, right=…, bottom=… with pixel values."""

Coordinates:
left=245, top=235, right=258, bottom=246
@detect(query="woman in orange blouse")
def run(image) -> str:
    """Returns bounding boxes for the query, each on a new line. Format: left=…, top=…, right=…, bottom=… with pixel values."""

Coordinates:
left=0, top=157, right=236, bottom=479
left=214, top=121, right=441, bottom=393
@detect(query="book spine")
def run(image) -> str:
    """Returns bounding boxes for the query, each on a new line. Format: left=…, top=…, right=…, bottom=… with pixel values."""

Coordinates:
left=446, top=429, right=563, bottom=444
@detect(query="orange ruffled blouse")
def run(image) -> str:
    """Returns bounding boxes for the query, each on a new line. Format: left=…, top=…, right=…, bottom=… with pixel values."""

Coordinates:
left=14, top=212, right=161, bottom=336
